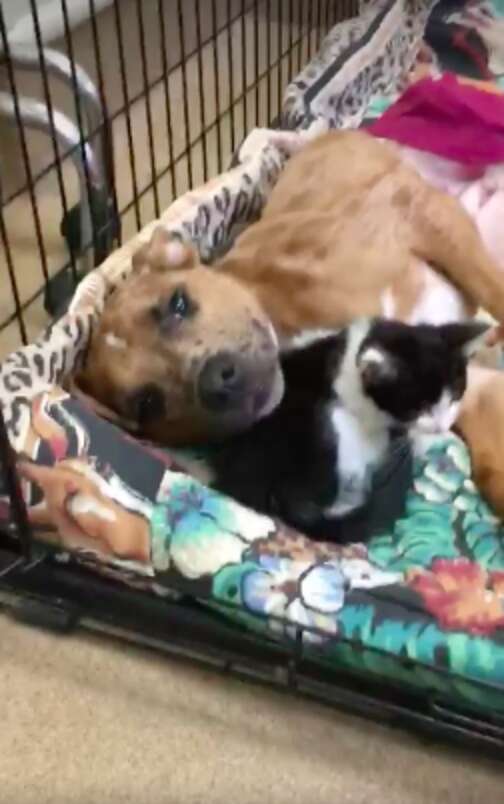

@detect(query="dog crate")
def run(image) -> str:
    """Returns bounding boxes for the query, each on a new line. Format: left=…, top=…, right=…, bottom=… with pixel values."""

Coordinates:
left=0, top=0, right=358, bottom=354
left=1, top=0, right=504, bottom=760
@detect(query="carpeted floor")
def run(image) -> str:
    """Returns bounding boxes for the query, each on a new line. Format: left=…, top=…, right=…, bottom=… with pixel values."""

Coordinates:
left=0, top=616, right=502, bottom=804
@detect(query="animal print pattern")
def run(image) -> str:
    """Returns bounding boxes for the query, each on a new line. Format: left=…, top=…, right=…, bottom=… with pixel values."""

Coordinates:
left=282, top=1, right=438, bottom=132
left=0, top=311, right=95, bottom=452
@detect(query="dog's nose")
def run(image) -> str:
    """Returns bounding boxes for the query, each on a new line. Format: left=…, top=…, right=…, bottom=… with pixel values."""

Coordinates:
left=198, top=352, right=245, bottom=411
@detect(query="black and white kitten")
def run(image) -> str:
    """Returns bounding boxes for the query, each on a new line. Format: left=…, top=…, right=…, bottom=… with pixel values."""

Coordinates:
left=195, top=317, right=488, bottom=541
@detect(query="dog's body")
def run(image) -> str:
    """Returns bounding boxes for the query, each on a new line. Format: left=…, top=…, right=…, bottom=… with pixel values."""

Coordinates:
left=218, top=131, right=487, bottom=336
left=78, top=130, right=504, bottom=515
left=455, top=364, right=504, bottom=520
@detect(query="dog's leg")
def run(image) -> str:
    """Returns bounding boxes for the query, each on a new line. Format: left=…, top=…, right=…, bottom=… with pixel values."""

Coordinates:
left=455, top=365, right=504, bottom=521
left=411, top=188, right=504, bottom=321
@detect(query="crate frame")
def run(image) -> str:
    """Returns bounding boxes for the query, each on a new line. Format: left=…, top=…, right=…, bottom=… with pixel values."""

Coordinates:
left=0, top=0, right=503, bottom=759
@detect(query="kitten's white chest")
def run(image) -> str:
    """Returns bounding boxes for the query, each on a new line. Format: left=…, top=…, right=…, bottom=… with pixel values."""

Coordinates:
left=325, top=405, right=389, bottom=517
left=324, top=318, right=392, bottom=518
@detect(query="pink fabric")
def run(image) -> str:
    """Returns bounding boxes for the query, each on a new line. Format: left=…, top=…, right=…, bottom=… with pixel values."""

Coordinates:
left=395, top=144, right=504, bottom=269
left=369, top=73, right=504, bottom=170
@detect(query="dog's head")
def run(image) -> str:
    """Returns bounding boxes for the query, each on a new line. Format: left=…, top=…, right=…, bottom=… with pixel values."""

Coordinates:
left=75, top=227, right=283, bottom=444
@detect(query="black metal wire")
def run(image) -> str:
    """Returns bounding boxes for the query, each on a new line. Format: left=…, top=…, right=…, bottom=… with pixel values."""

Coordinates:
left=296, top=0, right=303, bottom=76
left=328, top=0, right=334, bottom=29
left=306, top=0, right=314, bottom=60
left=0, top=1, right=360, bottom=337
left=0, top=176, right=27, bottom=344
left=1, top=4, right=253, bottom=211
left=28, top=0, right=78, bottom=286
left=0, top=6, right=52, bottom=294
left=241, top=0, right=249, bottom=137
left=253, top=0, right=260, bottom=126
left=288, top=0, right=295, bottom=82
left=226, top=0, right=238, bottom=153
left=116, top=25, right=310, bottom=218
left=112, top=0, right=142, bottom=230
left=0, top=284, right=48, bottom=334
left=1, top=543, right=503, bottom=758
left=0, top=46, right=300, bottom=334
left=157, top=0, right=178, bottom=200
left=315, top=0, right=323, bottom=51
left=0, top=405, right=32, bottom=560
left=338, top=1, right=351, bottom=25
left=194, top=0, right=209, bottom=183
left=325, top=0, right=332, bottom=36
left=176, top=0, right=194, bottom=189
left=0, top=0, right=334, bottom=212
left=87, top=0, right=111, bottom=173
left=277, top=0, right=284, bottom=115
left=87, top=0, right=119, bottom=240
left=211, top=0, right=224, bottom=173
left=0, top=10, right=315, bottom=336
left=265, top=0, right=273, bottom=123
left=135, top=0, right=161, bottom=218
left=3, top=493, right=504, bottom=705
left=60, top=0, right=99, bottom=260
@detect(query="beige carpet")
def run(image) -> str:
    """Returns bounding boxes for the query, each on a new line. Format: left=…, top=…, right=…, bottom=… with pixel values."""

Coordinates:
left=0, top=616, right=502, bottom=804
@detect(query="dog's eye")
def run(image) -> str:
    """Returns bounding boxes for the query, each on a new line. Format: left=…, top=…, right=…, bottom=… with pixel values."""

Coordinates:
left=151, top=287, right=196, bottom=329
left=130, top=385, right=165, bottom=425
left=168, top=288, right=192, bottom=319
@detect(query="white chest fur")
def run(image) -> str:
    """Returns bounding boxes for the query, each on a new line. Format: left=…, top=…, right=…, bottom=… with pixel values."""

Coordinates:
left=326, top=320, right=391, bottom=517
left=324, top=405, right=389, bottom=517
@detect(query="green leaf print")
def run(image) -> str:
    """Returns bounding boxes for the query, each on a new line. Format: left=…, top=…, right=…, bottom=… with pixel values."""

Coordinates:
left=370, top=434, right=504, bottom=573
left=368, top=505, right=457, bottom=572
left=305, top=603, right=504, bottom=715
left=462, top=514, right=504, bottom=571
left=444, top=632, right=504, bottom=712
left=326, top=608, right=450, bottom=695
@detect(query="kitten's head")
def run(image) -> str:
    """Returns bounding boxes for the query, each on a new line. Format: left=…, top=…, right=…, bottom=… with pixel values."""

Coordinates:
left=352, top=318, right=490, bottom=433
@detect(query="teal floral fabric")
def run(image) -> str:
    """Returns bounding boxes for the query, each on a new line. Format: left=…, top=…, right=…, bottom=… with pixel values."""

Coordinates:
left=145, top=434, right=504, bottom=715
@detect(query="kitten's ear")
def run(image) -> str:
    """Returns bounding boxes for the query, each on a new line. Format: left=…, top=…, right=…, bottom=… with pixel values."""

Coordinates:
left=440, top=321, right=491, bottom=358
left=359, top=347, right=397, bottom=385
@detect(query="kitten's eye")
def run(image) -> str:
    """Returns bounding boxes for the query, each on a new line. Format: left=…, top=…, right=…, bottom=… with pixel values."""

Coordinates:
left=130, top=385, right=165, bottom=425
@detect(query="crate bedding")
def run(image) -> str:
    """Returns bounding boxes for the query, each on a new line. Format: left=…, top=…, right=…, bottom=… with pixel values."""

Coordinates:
left=2, top=0, right=504, bottom=715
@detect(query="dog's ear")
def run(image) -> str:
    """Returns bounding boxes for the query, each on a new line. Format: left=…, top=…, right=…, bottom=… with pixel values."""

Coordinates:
left=132, top=227, right=197, bottom=274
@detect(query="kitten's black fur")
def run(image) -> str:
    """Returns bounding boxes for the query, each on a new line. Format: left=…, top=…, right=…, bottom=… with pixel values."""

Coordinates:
left=357, top=319, right=474, bottom=422
left=208, top=332, right=346, bottom=527
left=199, top=318, right=488, bottom=542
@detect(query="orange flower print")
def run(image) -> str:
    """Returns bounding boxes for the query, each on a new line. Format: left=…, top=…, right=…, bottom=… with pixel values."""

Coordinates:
left=408, top=558, right=504, bottom=636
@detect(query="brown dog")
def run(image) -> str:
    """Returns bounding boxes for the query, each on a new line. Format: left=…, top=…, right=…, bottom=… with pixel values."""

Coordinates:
left=455, top=364, right=504, bottom=521
left=76, top=235, right=284, bottom=444
left=77, top=130, right=504, bottom=450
